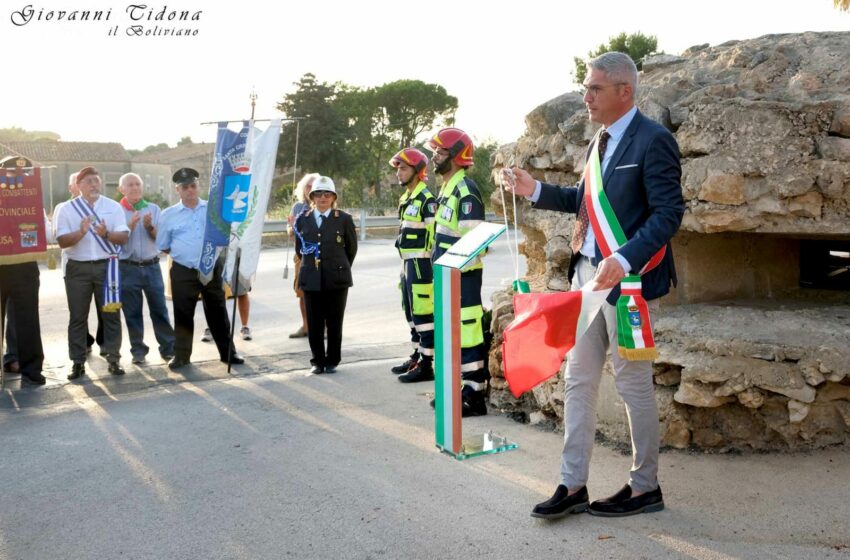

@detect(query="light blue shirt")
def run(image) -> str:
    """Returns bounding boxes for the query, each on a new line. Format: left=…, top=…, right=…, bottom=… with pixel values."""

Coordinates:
left=530, top=105, right=638, bottom=272
left=313, top=208, right=331, bottom=228
left=156, top=199, right=208, bottom=269
left=120, top=203, right=162, bottom=262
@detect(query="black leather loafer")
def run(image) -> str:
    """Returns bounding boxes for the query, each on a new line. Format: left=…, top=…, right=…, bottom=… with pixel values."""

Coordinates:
left=589, top=484, right=664, bottom=517
left=108, top=362, right=126, bottom=376
left=324, top=365, right=337, bottom=374
left=310, top=365, right=324, bottom=374
left=531, top=485, right=589, bottom=519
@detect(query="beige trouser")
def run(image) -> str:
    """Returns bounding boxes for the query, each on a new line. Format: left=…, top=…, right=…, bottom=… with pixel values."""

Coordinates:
left=559, top=256, right=660, bottom=493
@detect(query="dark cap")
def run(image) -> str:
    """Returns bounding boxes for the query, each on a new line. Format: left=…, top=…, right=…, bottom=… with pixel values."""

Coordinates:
left=76, top=166, right=100, bottom=183
left=172, top=167, right=200, bottom=185
left=0, top=155, right=32, bottom=169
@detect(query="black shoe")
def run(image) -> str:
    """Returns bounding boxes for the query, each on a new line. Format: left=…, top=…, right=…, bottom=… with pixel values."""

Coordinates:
left=99, top=348, right=108, bottom=357
left=310, top=365, right=324, bottom=374
left=222, top=353, right=245, bottom=365
left=391, top=357, right=417, bottom=374
left=108, top=362, right=126, bottom=376
left=3, top=361, right=20, bottom=373
left=68, top=363, right=86, bottom=380
left=21, top=370, right=47, bottom=385
left=324, top=365, right=337, bottom=374
left=589, top=484, right=664, bottom=517
left=429, top=398, right=435, bottom=409
left=160, top=353, right=174, bottom=361
left=461, top=391, right=488, bottom=417
left=398, top=363, right=434, bottom=383
left=531, top=485, right=589, bottom=519
left=168, top=357, right=190, bottom=370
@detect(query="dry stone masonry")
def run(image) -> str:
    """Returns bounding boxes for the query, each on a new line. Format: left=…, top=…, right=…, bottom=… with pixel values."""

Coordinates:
left=489, top=32, right=850, bottom=450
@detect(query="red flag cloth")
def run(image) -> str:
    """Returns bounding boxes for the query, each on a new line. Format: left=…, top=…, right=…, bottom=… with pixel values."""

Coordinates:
left=502, top=287, right=610, bottom=398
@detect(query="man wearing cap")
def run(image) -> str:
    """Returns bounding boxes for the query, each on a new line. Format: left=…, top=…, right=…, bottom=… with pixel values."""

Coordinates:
left=292, top=176, right=357, bottom=374
left=117, top=172, right=175, bottom=364
left=156, top=168, right=243, bottom=370
left=54, top=166, right=130, bottom=380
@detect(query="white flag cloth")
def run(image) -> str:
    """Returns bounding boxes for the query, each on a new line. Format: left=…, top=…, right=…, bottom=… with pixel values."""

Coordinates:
left=224, top=119, right=281, bottom=291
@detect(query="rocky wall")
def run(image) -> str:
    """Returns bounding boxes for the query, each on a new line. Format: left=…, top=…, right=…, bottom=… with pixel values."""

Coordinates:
left=488, top=31, right=850, bottom=450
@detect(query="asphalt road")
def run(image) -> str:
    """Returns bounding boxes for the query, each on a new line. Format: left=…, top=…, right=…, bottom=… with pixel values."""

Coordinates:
left=2, top=235, right=849, bottom=559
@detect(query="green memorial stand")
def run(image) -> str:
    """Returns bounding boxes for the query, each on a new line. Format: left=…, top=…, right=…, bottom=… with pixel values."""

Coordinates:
left=433, top=222, right=518, bottom=460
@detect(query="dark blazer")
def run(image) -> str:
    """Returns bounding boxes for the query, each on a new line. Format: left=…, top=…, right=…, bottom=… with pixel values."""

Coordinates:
left=295, top=208, right=358, bottom=291
left=534, top=110, right=684, bottom=304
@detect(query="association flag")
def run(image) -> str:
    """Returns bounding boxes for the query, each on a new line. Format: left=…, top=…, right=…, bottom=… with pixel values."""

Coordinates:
left=199, top=121, right=250, bottom=284
left=0, top=163, right=47, bottom=264
left=501, top=283, right=609, bottom=397
left=224, top=119, right=282, bottom=290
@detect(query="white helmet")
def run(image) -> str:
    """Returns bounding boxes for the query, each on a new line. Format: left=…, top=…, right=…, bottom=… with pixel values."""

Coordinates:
left=310, top=176, right=336, bottom=196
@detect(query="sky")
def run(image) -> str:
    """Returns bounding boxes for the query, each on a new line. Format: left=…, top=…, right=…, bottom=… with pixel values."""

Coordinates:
left=2, top=0, right=848, bottom=151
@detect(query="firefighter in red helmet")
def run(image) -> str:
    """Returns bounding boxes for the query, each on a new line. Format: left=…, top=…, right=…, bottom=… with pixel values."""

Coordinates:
left=427, top=128, right=488, bottom=416
left=388, top=148, right=437, bottom=382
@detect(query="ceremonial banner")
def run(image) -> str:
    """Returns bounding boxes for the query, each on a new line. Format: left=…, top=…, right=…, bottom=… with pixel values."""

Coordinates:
left=0, top=162, right=47, bottom=265
left=501, top=283, right=609, bottom=397
left=224, top=119, right=281, bottom=290
left=199, top=121, right=250, bottom=284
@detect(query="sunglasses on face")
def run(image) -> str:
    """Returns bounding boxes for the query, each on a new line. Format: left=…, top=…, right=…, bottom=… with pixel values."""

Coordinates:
left=312, top=192, right=334, bottom=198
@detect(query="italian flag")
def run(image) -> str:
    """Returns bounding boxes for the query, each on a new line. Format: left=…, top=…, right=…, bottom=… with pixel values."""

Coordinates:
left=502, top=283, right=609, bottom=397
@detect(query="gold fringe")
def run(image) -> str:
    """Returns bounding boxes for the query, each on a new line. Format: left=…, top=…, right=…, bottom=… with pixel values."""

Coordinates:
left=102, top=303, right=122, bottom=313
left=618, top=346, right=658, bottom=362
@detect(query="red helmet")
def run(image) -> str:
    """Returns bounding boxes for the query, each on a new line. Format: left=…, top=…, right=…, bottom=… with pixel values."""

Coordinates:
left=428, top=127, right=474, bottom=168
left=389, top=148, right=429, bottom=181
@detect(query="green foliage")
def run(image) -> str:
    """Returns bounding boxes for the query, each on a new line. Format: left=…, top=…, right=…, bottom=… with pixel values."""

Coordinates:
left=836, top=0, right=849, bottom=11
left=0, top=127, right=60, bottom=141
left=275, top=73, right=460, bottom=210
left=276, top=73, right=351, bottom=181
left=465, top=139, right=499, bottom=209
left=177, top=136, right=193, bottom=146
left=574, top=32, right=659, bottom=85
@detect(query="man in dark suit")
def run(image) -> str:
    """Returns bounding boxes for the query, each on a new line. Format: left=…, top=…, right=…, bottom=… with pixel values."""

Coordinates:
left=505, top=51, right=684, bottom=518
left=293, top=176, right=358, bottom=374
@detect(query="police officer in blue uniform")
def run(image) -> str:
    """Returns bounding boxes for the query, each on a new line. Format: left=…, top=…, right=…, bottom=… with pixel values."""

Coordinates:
left=388, top=148, right=436, bottom=383
left=293, top=176, right=358, bottom=374
left=428, top=128, right=488, bottom=416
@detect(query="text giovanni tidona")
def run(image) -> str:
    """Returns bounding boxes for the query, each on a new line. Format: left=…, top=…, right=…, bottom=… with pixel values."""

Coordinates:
left=10, top=4, right=203, bottom=37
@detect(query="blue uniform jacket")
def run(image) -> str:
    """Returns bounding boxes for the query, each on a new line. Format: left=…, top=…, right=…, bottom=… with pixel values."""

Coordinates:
left=534, top=110, right=685, bottom=304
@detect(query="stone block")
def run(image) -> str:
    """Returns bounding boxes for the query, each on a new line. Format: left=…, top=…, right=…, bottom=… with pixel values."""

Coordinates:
left=698, top=174, right=746, bottom=205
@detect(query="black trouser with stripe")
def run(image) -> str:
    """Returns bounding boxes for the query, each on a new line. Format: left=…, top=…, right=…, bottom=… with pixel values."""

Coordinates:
left=304, top=288, right=348, bottom=368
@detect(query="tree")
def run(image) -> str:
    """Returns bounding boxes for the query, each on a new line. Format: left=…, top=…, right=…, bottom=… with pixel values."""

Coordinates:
left=465, top=139, right=499, bottom=210
left=275, top=73, right=350, bottom=180
left=0, top=127, right=60, bottom=141
left=177, top=136, right=193, bottom=146
left=573, top=32, right=659, bottom=85
left=376, top=80, right=457, bottom=148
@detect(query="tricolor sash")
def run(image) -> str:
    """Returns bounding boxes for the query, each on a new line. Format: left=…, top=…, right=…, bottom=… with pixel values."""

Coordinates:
left=69, top=197, right=123, bottom=312
left=583, top=131, right=666, bottom=361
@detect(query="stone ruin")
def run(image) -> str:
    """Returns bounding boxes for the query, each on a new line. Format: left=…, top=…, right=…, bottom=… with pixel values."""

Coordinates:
left=487, top=31, right=850, bottom=451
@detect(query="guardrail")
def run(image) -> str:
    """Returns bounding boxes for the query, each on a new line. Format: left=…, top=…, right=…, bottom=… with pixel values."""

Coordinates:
left=264, top=212, right=499, bottom=240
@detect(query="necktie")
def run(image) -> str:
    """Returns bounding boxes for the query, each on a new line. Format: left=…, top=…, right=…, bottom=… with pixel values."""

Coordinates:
left=316, top=212, right=323, bottom=228
left=570, top=130, right=611, bottom=254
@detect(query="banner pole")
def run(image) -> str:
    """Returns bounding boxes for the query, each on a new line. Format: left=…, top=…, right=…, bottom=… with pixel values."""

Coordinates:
left=227, top=247, right=242, bottom=374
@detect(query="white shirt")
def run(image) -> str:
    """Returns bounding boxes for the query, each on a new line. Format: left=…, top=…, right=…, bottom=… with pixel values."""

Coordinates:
left=55, top=195, right=129, bottom=262
left=313, top=208, right=331, bottom=227
left=530, top=106, right=638, bottom=272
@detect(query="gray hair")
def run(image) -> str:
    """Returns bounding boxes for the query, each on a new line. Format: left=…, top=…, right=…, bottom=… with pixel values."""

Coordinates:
left=294, top=172, right=320, bottom=203
left=119, top=172, right=143, bottom=187
left=588, top=51, right=638, bottom=99
left=68, top=172, right=78, bottom=185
